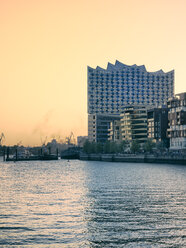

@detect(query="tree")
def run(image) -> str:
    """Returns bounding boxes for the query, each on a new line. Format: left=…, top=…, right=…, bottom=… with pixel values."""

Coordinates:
left=109, top=141, right=118, bottom=154
left=90, top=142, right=96, bottom=153
left=103, top=141, right=110, bottom=154
left=143, top=139, right=155, bottom=153
left=156, top=141, right=167, bottom=153
left=119, top=140, right=128, bottom=153
left=83, top=140, right=92, bottom=154
left=95, top=143, right=103, bottom=153
left=130, top=140, right=140, bottom=154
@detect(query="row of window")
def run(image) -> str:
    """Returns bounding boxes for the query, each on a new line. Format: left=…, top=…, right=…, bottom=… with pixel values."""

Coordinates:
left=89, top=72, right=174, bottom=78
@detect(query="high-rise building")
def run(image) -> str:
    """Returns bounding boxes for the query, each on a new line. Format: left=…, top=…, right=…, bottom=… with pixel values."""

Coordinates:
left=88, top=61, right=174, bottom=142
left=88, top=60, right=174, bottom=115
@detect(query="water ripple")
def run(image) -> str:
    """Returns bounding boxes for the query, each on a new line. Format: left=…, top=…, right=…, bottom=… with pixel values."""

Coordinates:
left=0, top=160, right=185, bottom=247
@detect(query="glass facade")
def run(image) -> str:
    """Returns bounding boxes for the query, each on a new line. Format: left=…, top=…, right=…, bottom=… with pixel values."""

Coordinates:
left=88, top=61, right=174, bottom=115
left=88, top=61, right=174, bottom=143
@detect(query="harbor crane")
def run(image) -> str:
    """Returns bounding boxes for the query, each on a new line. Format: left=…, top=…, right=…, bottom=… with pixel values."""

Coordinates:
left=16, top=141, right=22, bottom=147
left=66, top=132, right=75, bottom=146
left=0, top=133, right=5, bottom=146
left=40, top=136, right=48, bottom=147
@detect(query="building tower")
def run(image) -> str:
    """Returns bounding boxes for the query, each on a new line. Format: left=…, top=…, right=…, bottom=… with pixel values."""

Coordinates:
left=88, top=61, right=174, bottom=142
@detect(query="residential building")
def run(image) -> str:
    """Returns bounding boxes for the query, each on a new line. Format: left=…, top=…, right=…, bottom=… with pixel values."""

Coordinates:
left=167, top=92, right=186, bottom=150
left=120, top=105, right=148, bottom=144
left=147, top=107, right=169, bottom=147
left=108, top=119, right=121, bottom=142
left=88, top=114, right=120, bottom=143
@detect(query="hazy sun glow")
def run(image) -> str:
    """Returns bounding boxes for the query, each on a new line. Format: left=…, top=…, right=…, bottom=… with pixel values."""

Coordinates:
left=0, top=0, right=186, bottom=146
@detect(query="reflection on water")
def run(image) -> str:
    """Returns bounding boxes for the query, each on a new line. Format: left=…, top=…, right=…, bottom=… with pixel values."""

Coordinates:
left=0, top=159, right=185, bottom=247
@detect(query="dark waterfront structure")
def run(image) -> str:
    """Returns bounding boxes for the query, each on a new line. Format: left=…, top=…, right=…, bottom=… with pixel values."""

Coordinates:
left=88, top=61, right=174, bottom=142
left=167, top=92, right=186, bottom=150
left=147, top=107, right=169, bottom=147
left=61, top=147, right=81, bottom=159
left=80, top=153, right=186, bottom=165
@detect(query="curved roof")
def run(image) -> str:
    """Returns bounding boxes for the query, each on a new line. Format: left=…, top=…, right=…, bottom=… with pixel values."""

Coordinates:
left=88, top=60, right=174, bottom=74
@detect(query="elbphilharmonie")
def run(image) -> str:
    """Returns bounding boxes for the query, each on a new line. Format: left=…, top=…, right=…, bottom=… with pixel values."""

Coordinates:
left=87, top=61, right=174, bottom=142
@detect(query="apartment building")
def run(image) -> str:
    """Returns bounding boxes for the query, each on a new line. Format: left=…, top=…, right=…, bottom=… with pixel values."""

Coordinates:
left=147, top=107, right=169, bottom=147
left=167, top=92, right=186, bottom=150
left=120, top=105, right=147, bottom=144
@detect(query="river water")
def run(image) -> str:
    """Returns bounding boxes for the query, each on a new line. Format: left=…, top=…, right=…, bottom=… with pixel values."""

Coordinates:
left=0, top=159, right=185, bottom=247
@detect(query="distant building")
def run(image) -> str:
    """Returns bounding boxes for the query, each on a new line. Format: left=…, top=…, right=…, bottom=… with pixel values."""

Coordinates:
left=167, top=92, right=186, bottom=150
left=77, top=136, right=88, bottom=147
left=120, top=105, right=148, bottom=144
left=147, top=107, right=169, bottom=147
left=88, top=61, right=174, bottom=142
left=46, top=139, right=68, bottom=152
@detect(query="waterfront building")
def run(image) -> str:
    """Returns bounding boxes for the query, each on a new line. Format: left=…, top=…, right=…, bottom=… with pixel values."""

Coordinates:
left=147, top=107, right=169, bottom=147
left=120, top=105, right=148, bottom=144
left=88, top=114, right=120, bottom=143
left=108, top=119, right=121, bottom=142
left=88, top=60, right=174, bottom=115
left=88, top=61, right=174, bottom=142
left=167, top=92, right=186, bottom=150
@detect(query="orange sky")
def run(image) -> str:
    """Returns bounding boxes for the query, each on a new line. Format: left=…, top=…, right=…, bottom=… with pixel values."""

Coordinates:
left=0, top=0, right=186, bottom=146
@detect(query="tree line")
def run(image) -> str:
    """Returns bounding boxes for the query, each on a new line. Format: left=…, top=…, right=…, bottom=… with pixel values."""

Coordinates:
left=83, top=139, right=167, bottom=154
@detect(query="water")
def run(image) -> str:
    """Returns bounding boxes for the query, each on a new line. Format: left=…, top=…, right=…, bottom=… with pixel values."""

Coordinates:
left=0, top=159, right=185, bottom=247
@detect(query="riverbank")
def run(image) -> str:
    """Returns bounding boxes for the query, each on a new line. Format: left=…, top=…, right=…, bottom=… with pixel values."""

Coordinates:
left=80, top=153, right=186, bottom=165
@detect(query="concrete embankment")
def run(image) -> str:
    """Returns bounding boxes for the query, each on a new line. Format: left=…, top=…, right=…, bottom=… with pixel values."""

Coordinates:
left=80, top=154, right=186, bottom=165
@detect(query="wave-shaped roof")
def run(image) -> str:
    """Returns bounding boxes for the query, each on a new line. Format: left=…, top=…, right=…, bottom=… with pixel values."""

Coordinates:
left=88, top=60, right=174, bottom=74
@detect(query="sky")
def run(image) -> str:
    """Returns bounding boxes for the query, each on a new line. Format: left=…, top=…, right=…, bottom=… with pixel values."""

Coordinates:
left=0, top=0, right=186, bottom=146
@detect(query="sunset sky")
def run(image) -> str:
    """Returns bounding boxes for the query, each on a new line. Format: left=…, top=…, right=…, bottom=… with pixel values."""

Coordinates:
left=0, top=0, right=186, bottom=146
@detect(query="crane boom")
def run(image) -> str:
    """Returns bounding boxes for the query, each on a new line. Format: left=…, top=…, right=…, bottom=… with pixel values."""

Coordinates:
left=0, top=133, right=5, bottom=146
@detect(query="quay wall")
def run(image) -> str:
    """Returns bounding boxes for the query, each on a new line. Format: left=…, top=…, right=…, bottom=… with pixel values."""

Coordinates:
left=80, top=154, right=186, bottom=165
